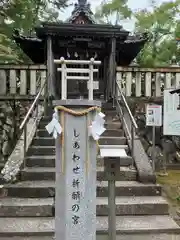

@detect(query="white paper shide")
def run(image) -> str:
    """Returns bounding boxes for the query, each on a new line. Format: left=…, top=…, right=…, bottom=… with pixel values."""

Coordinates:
left=89, top=112, right=106, bottom=140
left=45, top=110, right=62, bottom=139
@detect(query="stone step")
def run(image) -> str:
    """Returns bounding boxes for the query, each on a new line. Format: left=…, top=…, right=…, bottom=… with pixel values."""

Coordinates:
left=31, top=136, right=127, bottom=147
left=99, top=145, right=128, bottom=150
left=1, top=181, right=161, bottom=198
left=1, top=234, right=180, bottom=240
left=32, top=138, right=55, bottom=147
left=99, top=137, right=126, bottom=145
left=102, top=103, right=116, bottom=110
left=103, top=110, right=117, bottom=117
left=96, top=196, right=169, bottom=216
left=0, top=196, right=168, bottom=217
left=32, top=136, right=127, bottom=147
left=37, top=128, right=124, bottom=138
left=26, top=156, right=56, bottom=168
left=26, top=155, right=133, bottom=168
left=0, top=198, right=54, bottom=217
left=32, top=137, right=55, bottom=146
left=97, top=155, right=133, bottom=167
left=104, top=234, right=180, bottom=240
left=0, top=215, right=179, bottom=237
left=39, top=117, right=122, bottom=130
left=39, top=120, right=51, bottom=129
left=41, top=110, right=118, bottom=119
left=102, top=129, right=124, bottom=137
left=39, top=123, right=122, bottom=131
left=27, top=146, right=55, bottom=156
left=40, top=115, right=116, bottom=124
left=97, top=181, right=162, bottom=197
left=21, top=168, right=55, bottom=181
left=21, top=167, right=137, bottom=181
left=97, top=166, right=136, bottom=181
left=105, top=122, right=121, bottom=130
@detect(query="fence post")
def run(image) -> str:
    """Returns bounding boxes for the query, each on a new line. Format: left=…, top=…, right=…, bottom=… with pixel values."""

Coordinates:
left=61, top=58, right=67, bottom=100
left=89, top=58, right=94, bottom=100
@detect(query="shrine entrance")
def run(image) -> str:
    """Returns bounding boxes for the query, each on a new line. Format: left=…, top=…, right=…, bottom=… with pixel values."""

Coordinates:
left=54, top=57, right=101, bottom=100
left=54, top=57, right=105, bottom=99
left=44, top=27, right=115, bottom=100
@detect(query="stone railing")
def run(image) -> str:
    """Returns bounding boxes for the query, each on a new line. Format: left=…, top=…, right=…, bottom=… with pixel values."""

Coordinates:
left=117, top=66, right=180, bottom=97
left=0, top=64, right=47, bottom=99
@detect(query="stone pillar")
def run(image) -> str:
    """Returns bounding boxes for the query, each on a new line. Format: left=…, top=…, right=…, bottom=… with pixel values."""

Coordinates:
left=54, top=99, right=101, bottom=240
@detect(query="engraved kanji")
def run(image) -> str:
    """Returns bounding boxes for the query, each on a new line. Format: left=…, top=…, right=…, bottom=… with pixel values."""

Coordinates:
left=72, top=191, right=81, bottom=201
left=72, top=179, right=80, bottom=188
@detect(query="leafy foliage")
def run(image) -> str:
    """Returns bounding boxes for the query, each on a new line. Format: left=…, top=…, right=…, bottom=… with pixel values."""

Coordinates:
left=1, top=0, right=180, bottom=66
left=95, top=0, right=132, bottom=25
left=134, top=0, right=180, bottom=66
left=0, top=0, right=69, bottom=63
left=0, top=33, right=18, bottom=63
left=96, top=0, right=180, bottom=67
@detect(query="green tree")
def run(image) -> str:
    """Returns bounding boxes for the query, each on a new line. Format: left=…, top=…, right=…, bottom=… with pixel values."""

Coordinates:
left=95, top=0, right=132, bottom=25
left=0, top=0, right=69, bottom=63
left=0, top=33, right=18, bottom=63
left=134, top=0, right=180, bottom=66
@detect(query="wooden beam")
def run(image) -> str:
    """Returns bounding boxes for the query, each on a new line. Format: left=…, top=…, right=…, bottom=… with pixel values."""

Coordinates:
left=47, top=36, right=55, bottom=99
left=108, top=37, right=116, bottom=99
left=0, top=64, right=46, bottom=70
left=117, top=66, right=180, bottom=73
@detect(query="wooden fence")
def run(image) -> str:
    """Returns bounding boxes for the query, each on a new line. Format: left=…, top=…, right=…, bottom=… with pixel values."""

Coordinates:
left=117, top=66, right=180, bottom=97
left=0, top=65, right=46, bottom=99
left=0, top=64, right=180, bottom=98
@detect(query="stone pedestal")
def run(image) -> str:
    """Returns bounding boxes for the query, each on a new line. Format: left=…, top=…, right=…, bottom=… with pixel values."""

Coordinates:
left=54, top=100, right=101, bottom=240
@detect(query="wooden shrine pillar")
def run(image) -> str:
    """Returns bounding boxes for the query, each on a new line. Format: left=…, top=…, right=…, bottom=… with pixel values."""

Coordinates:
left=47, top=36, right=56, bottom=101
left=111, top=37, right=117, bottom=100
left=103, top=56, right=108, bottom=101
left=108, top=37, right=116, bottom=100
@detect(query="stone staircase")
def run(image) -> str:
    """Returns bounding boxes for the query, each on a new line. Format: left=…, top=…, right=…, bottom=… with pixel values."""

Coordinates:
left=0, top=106, right=180, bottom=239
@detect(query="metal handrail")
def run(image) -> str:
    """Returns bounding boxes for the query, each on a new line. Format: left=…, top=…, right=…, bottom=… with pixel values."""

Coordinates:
left=20, top=77, right=47, bottom=163
left=115, top=81, right=138, bottom=161
left=20, top=79, right=46, bottom=130
left=116, top=82, right=138, bottom=129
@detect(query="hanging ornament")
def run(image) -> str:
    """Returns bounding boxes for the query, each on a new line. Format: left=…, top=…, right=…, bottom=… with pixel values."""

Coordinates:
left=94, top=52, right=97, bottom=59
left=45, top=110, right=62, bottom=139
left=86, top=51, right=89, bottom=58
left=67, top=50, right=70, bottom=58
left=74, top=52, right=78, bottom=58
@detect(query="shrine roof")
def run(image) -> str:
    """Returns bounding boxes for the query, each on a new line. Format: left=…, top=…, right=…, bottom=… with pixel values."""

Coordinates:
left=35, top=22, right=128, bottom=39
left=12, top=0, right=149, bottom=65
left=13, top=31, right=149, bottom=65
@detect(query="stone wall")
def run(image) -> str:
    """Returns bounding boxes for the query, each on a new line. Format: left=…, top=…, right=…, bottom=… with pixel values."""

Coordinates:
left=0, top=101, right=29, bottom=166
left=1, top=105, right=44, bottom=182
left=129, top=99, right=180, bottom=169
